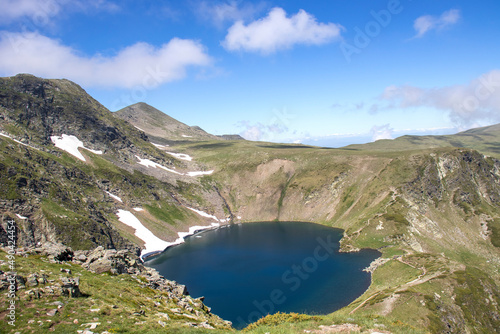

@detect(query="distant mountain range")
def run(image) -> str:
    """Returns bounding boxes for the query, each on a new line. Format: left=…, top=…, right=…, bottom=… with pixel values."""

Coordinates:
left=1, top=74, right=500, bottom=333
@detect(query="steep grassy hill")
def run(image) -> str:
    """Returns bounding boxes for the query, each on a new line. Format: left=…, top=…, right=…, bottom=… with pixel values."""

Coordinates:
left=1, top=74, right=500, bottom=333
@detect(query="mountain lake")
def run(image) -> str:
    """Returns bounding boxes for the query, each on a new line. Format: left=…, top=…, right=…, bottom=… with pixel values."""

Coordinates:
left=145, top=221, right=380, bottom=329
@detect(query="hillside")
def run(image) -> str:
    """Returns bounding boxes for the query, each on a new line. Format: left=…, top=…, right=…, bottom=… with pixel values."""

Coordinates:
left=345, top=123, right=500, bottom=159
left=0, top=74, right=230, bottom=252
left=1, top=74, right=500, bottom=333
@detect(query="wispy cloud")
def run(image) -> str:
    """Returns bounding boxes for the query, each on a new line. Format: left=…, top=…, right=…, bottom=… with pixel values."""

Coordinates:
left=236, top=107, right=294, bottom=141
left=330, top=102, right=365, bottom=112
left=0, top=0, right=119, bottom=24
left=291, top=126, right=458, bottom=148
left=378, top=70, right=500, bottom=129
left=196, top=0, right=265, bottom=28
left=148, top=4, right=183, bottom=22
left=0, top=31, right=212, bottom=88
left=413, top=9, right=461, bottom=38
left=237, top=120, right=288, bottom=141
left=222, top=7, right=343, bottom=54
left=370, top=124, right=394, bottom=141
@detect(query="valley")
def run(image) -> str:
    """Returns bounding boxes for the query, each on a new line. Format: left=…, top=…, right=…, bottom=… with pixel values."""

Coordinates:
left=1, top=74, right=500, bottom=333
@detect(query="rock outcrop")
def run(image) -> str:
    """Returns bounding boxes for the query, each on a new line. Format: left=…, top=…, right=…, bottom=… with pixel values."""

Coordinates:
left=4, top=242, right=230, bottom=329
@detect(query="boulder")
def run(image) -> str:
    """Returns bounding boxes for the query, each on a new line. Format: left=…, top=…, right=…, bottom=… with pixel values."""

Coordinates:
left=73, top=251, right=88, bottom=263
left=26, top=274, right=39, bottom=287
left=175, top=284, right=189, bottom=296
left=47, top=309, right=58, bottom=316
left=59, top=277, right=81, bottom=297
left=37, top=242, right=74, bottom=262
left=82, top=247, right=142, bottom=274
left=60, top=268, right=72, bottom=274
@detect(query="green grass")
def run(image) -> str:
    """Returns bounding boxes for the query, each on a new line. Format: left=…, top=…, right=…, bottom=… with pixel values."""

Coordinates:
left=371, top=260, right=421, bottom=291
left=144, top=202, right=187, bottom=226
left=41, top=199, right=107, bottom=250
left=488, top=218, right=500, bottom=247
left=453, top=267, right=500, bottom=332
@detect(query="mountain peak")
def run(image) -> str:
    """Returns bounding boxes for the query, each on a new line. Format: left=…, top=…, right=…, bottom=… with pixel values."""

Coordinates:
left=114, top=102, right=220, bottom=143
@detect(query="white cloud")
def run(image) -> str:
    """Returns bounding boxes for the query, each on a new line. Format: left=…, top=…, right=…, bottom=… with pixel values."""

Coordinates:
left=197, top=0, right=264, bottom=27
left=371, top=124, right=394, bottom=141
left=237, top=120, right=288, bottom=141
left=222, top=7, right=343, bottom=54
left=379, top=70, right=500, bottom=128
left=0, top=31, right=212, bottom=88
left=413, top=9, right=460, bottom=38
left=0, top=0, right=119, bottom=24
left=0, top=0, right=62, bottom=22
left=240, top=124, right=263, bottom=141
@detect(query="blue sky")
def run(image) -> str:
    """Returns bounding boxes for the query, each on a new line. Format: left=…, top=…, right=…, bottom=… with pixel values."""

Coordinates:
left=1, top=0, right=500, bottom=147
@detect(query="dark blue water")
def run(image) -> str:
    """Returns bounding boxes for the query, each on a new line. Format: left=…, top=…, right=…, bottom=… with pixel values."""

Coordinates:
left=145, top=221, right=379, bottom=329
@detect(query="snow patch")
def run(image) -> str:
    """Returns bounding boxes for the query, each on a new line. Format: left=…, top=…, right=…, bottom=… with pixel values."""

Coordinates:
left=135, top=155, right=183, bottom=175
left=152, top=143, right=169, bottom=149
left=134, top=126, right=145, bottom=132
left=133, top=207, right=144, bottom=212
left=165, top=152, right=193, bottom=161
left=105, top=191, right=122, bottom=203
left=50, top=134, right=102, bottom=162
left=116, top=209, right=219, bottom=261
left=0, top=132, right=40, bottom=150
left=116, top=210, right=172, bottom=260
left=187, top=170, right=213, bottom=177
left=136, top=155, right=213, bottom=177
left=181, top=134, right=193, bottom=138
left=186, top=207, right=220, bottom=221
left=16, top=214, right=28, bottom=220
left=178, top=223, right=220, bottom=239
